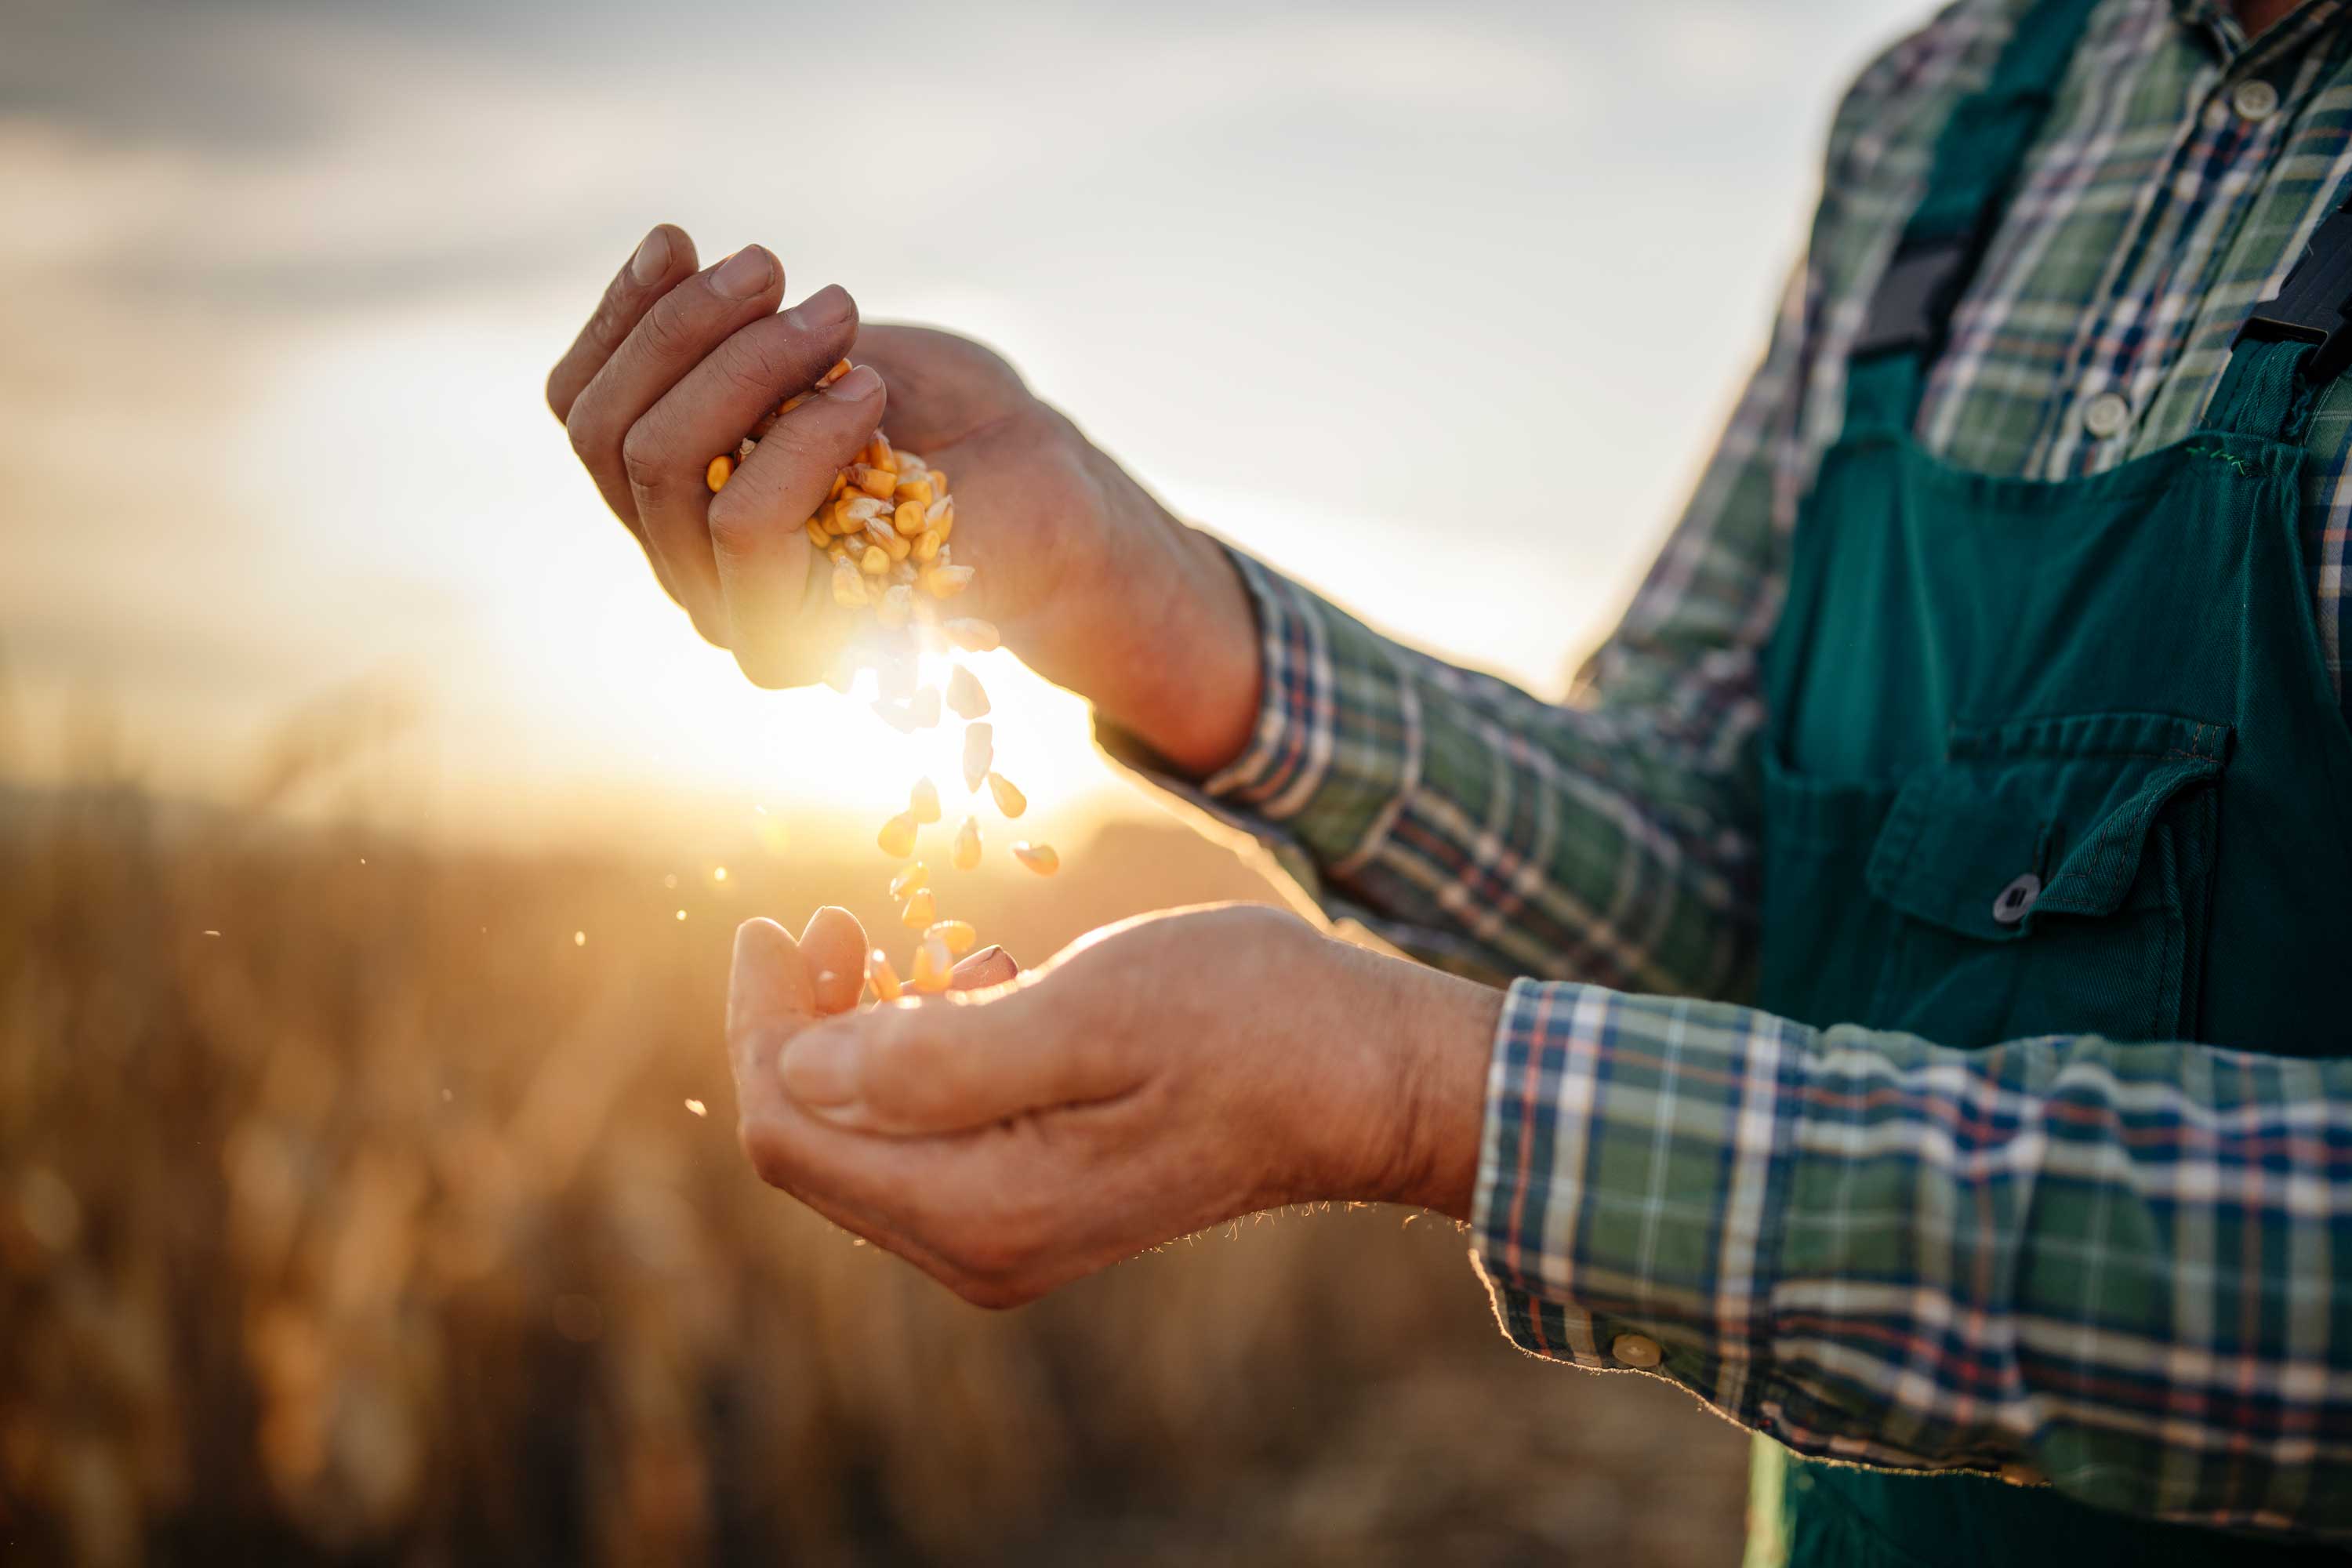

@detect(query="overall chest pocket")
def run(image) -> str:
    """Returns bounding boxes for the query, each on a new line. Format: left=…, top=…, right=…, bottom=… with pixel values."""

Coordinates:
left=1862, top=713, right=2229, bottom=1049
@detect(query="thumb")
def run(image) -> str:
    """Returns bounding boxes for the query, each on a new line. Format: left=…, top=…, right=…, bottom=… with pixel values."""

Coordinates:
left=728, top=917, right=815, bottom=1103
left=775, top=978, right=1131, bottom=1135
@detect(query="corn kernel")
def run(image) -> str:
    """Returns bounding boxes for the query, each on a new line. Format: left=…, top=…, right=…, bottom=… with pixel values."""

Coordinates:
left=913, top=528, right=943, bottom=564
left=891, top=499, right=925, bottom=538
left=885, top=529, right=912, bottom=562
left=877, top=812, right=917, bottom=859
left=829, top=470, right=849, bottom=501
left=947, top=666, right=989, bottom=720
left=986, top=771, right=1027, bottom=818
left=818, top=358, right=852, bottom=387
left=868, top=948, right=903, bottom=1001
left=832, top=559, right=868, bottom=607
left=953, top=815, right=982, bottom=870
left=946, top=617, right=1000, bottom=652
left=962, top=722, right=993, bottom=791
left=909, top=686, right=941, bottom=728
left=921, top=564, right=975, bottom=599
left=894, top=476, right=934, bottom=508
left=866, top=434, right=896, bottom=474
left=908, top=935, right=953, bottom=992
left=926, top=495, right=953, bottom=539
left=860, top=545, right=890, bottom=575
left=926, top=919, right=978, bottom=956
left=706, top=453, right=735, bottom=492
left=900, top=887, right=936, bottom=927
left=890, top=861, right=928, bottom=899
left=876, top=583, right=911, bottom=630
left=1011, top=841, right=1059, bottom=877
left=804, top=518, right=832, bottom=550
left=839, top=495, right=887, bottom=528
left=851, top=463, right=895, bottom=499
left=909, top=777, right=940, bottom=823
left=928, top=468, right=948, bottom=495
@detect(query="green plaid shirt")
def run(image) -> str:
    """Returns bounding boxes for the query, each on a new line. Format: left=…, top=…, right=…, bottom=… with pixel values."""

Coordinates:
left=1117, top=0, right=2352, bottom=1540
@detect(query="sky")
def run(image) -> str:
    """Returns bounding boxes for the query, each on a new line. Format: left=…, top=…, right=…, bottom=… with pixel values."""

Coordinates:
left=0, top=0, right=1923, bottom=844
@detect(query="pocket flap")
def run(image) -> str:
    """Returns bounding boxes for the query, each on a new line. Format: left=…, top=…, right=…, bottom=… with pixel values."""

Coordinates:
left=1864, top=714, right=2228, bottom=943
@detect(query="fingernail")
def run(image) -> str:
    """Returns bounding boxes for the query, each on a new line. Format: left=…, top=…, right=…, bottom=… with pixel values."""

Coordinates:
left=825, top=364, right=883, bottom=401
left=792, top=283, right=853, bottom=332
left=629, top=227, right=671, bottom=285
left=776, top=1026, right=859, bottom=1107
left=712, top=245, right=776, bottom=300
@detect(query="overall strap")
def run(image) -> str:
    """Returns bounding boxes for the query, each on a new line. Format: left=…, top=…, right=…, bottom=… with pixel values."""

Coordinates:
left=1846, top=0, right=2107, bottom=431
left=2209, top=192, right=2352, bottom=441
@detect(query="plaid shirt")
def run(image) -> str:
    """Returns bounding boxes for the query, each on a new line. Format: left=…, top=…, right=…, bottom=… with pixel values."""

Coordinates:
left=1114, top=0, right=2352, bottom=1541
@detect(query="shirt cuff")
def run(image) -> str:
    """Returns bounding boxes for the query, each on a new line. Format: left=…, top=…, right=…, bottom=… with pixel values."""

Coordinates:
left=1469, top=978, right=1806, bottom=1436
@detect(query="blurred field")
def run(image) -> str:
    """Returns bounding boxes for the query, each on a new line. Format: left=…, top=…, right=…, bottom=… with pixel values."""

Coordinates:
left=0, top=710, right=1749, bottom=1566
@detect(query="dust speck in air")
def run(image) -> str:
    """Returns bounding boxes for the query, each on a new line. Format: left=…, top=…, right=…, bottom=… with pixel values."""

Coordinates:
left=684, top=1099, right=707, bottom=1118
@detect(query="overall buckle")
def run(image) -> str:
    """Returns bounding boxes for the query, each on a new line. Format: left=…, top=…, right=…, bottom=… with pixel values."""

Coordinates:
left=2234, top=198, right=2352, bottom=386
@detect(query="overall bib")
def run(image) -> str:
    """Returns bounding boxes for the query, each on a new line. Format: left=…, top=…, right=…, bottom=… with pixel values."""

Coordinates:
left=1753, top=0, right=2352, bottom=1562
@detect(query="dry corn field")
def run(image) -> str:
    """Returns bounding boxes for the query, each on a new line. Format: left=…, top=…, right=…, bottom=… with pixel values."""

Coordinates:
left=0, top=749, right=1749, bottom=1565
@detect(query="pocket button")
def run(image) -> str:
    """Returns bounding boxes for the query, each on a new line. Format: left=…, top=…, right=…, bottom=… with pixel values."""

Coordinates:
left=1992, top=873, right=2042, bottom=926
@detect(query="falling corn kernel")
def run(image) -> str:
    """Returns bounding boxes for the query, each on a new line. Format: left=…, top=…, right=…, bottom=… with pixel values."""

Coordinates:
left=900, top=887, right=936, bottom=927
left=927, top=919, right=978, bottom=956
left=684, top=1098, right=708, bottom=1117
left=953, top=816, right=982, bottom=870
left=832, top=559, right=868, bottom=607
left=986, top=771, right=1028, bottom=818
left=909, top=687, right=942, bottom=728
left=574, top=931, right=586, bottom=946
left=909, top=778, right=940, bottom=823
left=877, top=813, right=917, bottom=859
left=946, top=617, right=1000, bottom=652
left=909, top=935, right=953, bottom=993
left=1012, top=842, right=1059, bottom=876
left=877, top=584, right=912, bottom=630
left=922, top=564, right=975, bottom=599
left=890, top=862, right=928, bottom=899
left=869, top=948, right=902, bottom=1001
left=946, top=666, right=989, bottom=720
left=706, top=453, right=735, bottom=492
left=963, top=723, right=993, bottom=791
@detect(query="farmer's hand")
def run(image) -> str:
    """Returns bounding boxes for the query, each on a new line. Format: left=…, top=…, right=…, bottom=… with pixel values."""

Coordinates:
left=545, top=225, right=1260, bottom=775
left=724, top=904, right=1501, bottom=1308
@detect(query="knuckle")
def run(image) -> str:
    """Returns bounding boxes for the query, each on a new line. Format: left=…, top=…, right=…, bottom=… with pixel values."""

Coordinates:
left=635, top=298, right=700, bottom=364
left=619, top=418, right=674, bottom=494
left=564, top=402, right=612, bottom=466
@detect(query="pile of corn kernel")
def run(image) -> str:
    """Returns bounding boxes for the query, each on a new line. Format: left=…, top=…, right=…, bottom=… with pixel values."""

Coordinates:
left=710, top=358, right=1058, bottom=999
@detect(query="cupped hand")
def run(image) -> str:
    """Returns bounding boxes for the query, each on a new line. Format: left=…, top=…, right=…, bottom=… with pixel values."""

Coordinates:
left=724, top=903, right=1501, bottom=1308
left=547, top=225, right=1260, bottom=772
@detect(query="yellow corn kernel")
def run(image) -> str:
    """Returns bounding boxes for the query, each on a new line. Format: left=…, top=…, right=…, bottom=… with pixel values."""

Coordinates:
left=909, top=777, right=941, bottom=823
left=893, top=475, right=934, bottom=508
left=706, top=453, right=734, bottom=492
left=866, top=434, right=896, bottom=474
left=868, top=947, right=902, bottom=1001
left=860, top=545, right=890, bottom=576
left=829, top=470, right=849, bottom=501
left=928, top=468, right=947, bottom=495
left=851, top=463, right=895, bottom=499
left=911, top=528, right=943, bottom=564
left=953, top=815, right=982, bottom=870
left=894, top=448, right=927, bottom=472
left=832, top=559, right=868, bottom=607
left=877, top=812, right=917, bottom=859
left=891, top=499, right=925, bottom=538
left=908, top=934, right=953, bottom=993
left=890, top=861, right=928, bottom=899
left=839, top=494, right=888, bottom=527
left=804, top=518, right=832, bottom=550
left=875, top=583, right=911, bottom=630
left=946, top=617, right=1000, bottom=652
left=946, top=665, right=989, bottom=720
left=900, top=887, right=936, bottom=927
left=926, top=919, right=978, bottom=957
left=885, top=528, right=912, bottom=561
left=921, top=564, right=975, bottom=599
left=962, top=722, right=993, bottom=791
left=1011, top=841, right=1059, bottom=877
left=986, top=771, right=1028, bottom=818
left=818, top=358, right=852, bottom=387
left=926, top=495, right=953, bottom=539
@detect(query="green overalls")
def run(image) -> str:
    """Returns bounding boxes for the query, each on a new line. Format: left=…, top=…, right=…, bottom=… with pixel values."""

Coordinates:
left=1751, top=0, right=2352, bottom=1562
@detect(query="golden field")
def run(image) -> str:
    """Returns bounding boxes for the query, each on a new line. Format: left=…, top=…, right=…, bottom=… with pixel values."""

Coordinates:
left=0, top=713, right=1748, bottom=1566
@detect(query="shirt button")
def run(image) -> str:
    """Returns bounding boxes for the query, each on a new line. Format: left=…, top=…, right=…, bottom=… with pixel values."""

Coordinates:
left=2082, top=391, right=2132, bottom=439
left=1611, top=1333, right=1663, bottom=1370
left=2231, top=78, right=2281, bottom=122
left=1992, top=873, right=2042, bottom=927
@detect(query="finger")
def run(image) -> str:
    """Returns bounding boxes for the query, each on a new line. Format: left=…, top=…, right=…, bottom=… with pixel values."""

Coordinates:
left=728, top=916, right=815, bottom=1114
left=949, top=946, right=1019, bottom=989
left=697, top=361, right=887, bottom=684
left=775, top=985, right=1134, bottom=1136
left=546, top=223, right=698, bottom=426
left=565, top=244, right=786, bottom=622
left=799, top=906, right=869, bottom=1016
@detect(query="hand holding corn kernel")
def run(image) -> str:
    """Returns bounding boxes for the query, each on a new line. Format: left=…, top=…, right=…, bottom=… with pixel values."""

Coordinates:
left=546, top=225, right=1262, bottom=773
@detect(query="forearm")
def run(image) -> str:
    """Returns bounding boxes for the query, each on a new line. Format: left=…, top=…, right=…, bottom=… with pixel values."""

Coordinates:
left=1470, top=982, right=2352, bottom=1538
